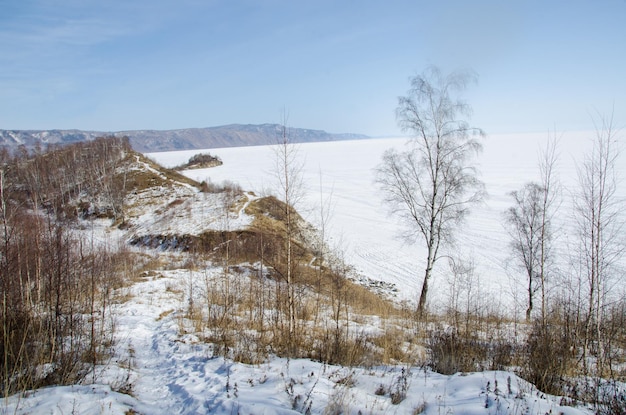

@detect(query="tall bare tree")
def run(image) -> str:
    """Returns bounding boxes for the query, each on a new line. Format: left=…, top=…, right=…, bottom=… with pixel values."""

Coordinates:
left=505, top=182, right=548, bottom=322
left=504, top=136, right=559, bottom=323
left=273, top=116, right=304, bottom=351
left=537, top=137, right=559, bottom=324
left=376, top=67, right=484, bottom=316
left=573, top=113, right=623, bottom=377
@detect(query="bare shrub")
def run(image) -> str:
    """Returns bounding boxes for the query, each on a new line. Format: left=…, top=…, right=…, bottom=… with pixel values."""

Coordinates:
left=489, top=339, right=515, bottom=371
left=199, top=179, right=242, bottom=194
left=596, top=381, right=626, bottom=415
left=323, top=386, right=350, bottom=415
left=426, top=328, right=489, bottom=375
left=390, top=367, right=410, bottom=405
left=520, top=320, right=576, bottom=395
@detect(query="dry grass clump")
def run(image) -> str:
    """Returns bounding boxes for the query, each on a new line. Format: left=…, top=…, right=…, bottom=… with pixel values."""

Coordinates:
left=137, top=153, right=201, bottom=189
left=426, top=328, right=490, bottom=374
left=199, top=179, right=242, bottom=194
left=245, top=195, right=298, bottom=224
left=345, top=282, right=399, bottom=317
left=370, top=327, right=424, bottom=364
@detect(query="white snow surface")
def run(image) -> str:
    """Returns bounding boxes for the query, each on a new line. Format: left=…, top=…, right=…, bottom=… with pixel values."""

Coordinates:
left=124, top=153, right=255, bottom=238
left=2, top=263, right=593, bottom=415
left=127, top=189, right=255, bottom=237
left=147, top=132, right=626, bottom=309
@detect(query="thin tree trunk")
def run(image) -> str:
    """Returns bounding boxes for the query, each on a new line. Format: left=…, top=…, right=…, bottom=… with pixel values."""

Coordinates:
left=417, top=245, right=435, bottom=317
left=526, top=277, right=533, bottom=322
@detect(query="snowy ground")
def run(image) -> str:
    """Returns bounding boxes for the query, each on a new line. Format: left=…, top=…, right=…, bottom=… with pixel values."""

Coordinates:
left=2, top=132, right=619, bottom=414
left=2, top=255, right=595, bottom=415
left=148, top=131, right=624, bottom=311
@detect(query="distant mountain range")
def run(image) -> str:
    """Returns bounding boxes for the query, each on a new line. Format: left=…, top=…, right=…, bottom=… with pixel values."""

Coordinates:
left=0, top=124, right=369, bottom=153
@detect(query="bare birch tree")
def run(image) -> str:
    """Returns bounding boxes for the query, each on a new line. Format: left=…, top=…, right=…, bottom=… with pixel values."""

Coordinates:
left=573, top=113, right=623, bottom=378
left=504, top=136, right=559, bottom=323
left=273, top=116, right=305, bottom=352
left=505, top=182, right=548, bottom=322
left=537, top=138, right=559, bottom=324
left=376, top=66, right=484, bottom=316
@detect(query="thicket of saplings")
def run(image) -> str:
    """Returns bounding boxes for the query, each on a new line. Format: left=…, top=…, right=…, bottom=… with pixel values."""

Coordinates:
left=0, top=137, right=136, bottom=396
left=1, top=138, right=624, bottom=412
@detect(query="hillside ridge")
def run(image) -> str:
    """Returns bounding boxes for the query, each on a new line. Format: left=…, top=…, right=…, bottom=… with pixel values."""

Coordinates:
left=0, top=123, right=369, bottom=152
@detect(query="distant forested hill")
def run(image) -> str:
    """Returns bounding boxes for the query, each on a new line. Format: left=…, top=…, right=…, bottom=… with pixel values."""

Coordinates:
left=0, top=124, right=369, bottom=152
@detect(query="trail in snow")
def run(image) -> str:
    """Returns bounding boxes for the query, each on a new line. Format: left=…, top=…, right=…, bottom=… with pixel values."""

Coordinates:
left=2, top=263, right=595, bottom=414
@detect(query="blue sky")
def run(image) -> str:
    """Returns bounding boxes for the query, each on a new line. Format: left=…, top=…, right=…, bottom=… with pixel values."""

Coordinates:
left=1, top=0, right=624, bottom=136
